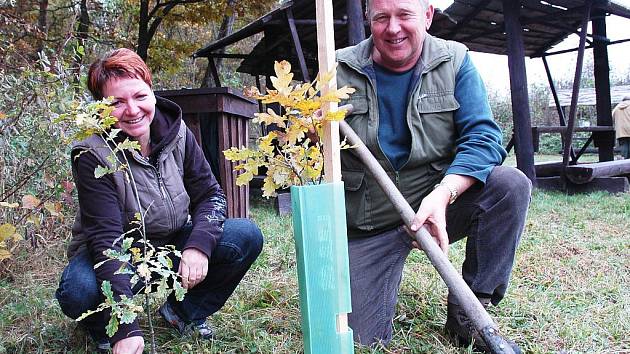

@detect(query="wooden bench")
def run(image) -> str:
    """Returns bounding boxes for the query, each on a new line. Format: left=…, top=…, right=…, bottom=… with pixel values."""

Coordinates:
left=156, top=88, right=256, bottom=218
left=531, top=125, right=615, bottom=158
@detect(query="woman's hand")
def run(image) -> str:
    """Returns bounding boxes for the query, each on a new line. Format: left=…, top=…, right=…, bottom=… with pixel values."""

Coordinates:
left=179, top=248, right=209, bottom=289
left=113, top=336, right=144, bottom=354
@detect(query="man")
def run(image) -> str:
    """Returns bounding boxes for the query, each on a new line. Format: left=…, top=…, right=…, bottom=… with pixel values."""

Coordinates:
left=335, top=0, right=531, bottom=352
left=612, top=95, right=630, bottom=159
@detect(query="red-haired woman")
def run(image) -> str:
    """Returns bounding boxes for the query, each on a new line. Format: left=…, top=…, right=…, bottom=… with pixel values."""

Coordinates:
left=55, top=48, right=263, bottom=354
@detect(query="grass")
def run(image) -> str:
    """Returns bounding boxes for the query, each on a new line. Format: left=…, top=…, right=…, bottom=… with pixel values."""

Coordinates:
left=1, top=177, right=629, bottom=353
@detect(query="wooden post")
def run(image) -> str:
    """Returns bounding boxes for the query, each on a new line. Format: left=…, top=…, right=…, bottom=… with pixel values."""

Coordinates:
left=591, top=8, right=614, bottom=162
left=346, top=0, right=365, bottom=46
left=317, top=0, right=342, bottom=183
left=562, top=2, right=592, bottom=169
left=503, top=0, right=536, bottom=185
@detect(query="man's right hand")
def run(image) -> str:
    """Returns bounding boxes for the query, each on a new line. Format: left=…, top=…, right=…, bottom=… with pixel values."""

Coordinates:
left=113, top=336, right=144, bottom=354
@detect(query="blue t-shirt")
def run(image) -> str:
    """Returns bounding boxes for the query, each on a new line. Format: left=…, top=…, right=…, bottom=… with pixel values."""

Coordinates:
left=374, top=63, right=414, bottom=170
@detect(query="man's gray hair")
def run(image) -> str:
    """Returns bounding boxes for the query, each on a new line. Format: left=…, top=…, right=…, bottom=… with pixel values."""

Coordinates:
left=365, top=0, right=429, bottom=16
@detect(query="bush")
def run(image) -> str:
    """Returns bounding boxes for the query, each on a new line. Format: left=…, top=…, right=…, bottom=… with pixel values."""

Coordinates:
left=0, top=49, right=86, bottom=267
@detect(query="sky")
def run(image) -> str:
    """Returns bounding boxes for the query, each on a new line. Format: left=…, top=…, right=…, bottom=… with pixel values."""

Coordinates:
left=430, top=0, right=630, bottom=93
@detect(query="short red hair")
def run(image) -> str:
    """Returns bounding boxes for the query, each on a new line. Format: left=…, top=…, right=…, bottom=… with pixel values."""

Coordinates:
left=87, top=48, right=153, bottom=100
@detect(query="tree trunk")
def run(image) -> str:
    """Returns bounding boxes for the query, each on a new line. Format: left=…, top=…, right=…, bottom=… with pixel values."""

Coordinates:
left=72, top=0, right=90, bottom=82
left=202, top=0, right=236, bottom=88
left=137, top=0, right=151, bottom=60
left=37, top=0, right=48, bottom=53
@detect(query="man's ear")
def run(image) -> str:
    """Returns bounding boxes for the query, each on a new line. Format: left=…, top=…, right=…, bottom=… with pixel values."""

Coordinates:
left=425, top=4, right=435, bottom=30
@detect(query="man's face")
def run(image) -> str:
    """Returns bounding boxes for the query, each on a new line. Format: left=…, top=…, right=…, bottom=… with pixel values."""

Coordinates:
left=368, top=0, right=434, bottom=72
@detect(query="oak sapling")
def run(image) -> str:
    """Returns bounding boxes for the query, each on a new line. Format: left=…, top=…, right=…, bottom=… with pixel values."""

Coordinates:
left=224, top=60, right=355, bottom=196
left=58, top=99, right=186, bottom=353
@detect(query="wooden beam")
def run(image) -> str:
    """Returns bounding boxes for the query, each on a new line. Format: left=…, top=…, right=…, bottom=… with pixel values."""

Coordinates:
left=565, top=160, right=630, bottom=184
left=209, top=58, right=221, bottom=87
left=562, top=2, right=592, bottom=169
left=591, top=8, right=615, bottom=162
left=536, top=176, right=630, bottom=193
left=346, top=0, right=365, bottom=46
left=286, top=8, right=311, bottom=82
left=503, top=0, right=536, bottom=184
left=542, top=56, right=567, bottom=126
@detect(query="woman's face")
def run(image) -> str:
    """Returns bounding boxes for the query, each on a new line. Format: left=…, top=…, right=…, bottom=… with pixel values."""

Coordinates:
left=102, top=77, right=156, bottom=143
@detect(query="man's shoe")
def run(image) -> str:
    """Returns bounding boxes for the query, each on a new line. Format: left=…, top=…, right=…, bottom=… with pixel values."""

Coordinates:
left=444, top=297, right=521, bottom=353
left=158, top=302, right=214, bottom=340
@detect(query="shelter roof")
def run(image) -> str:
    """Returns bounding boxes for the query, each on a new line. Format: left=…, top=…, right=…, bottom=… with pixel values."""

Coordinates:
left=194, top=0, right=630, bottom=77
left=548, top=85, right=630, bottom=107
left=431, top=0, right=630, bottom=58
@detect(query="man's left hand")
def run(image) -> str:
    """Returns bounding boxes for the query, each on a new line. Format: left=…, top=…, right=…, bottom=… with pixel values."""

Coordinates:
left=179, top=248, right=208, bottom=289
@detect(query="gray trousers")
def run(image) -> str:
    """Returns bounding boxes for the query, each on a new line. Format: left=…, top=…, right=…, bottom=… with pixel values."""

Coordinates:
left=347, top=166, right=532, bottom=346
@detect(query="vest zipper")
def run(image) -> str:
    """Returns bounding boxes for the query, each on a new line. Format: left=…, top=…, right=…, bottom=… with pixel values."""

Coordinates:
left=154, top=161, right=177, bottom=234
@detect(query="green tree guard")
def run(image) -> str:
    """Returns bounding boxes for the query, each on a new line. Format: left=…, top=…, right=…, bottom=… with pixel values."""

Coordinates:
left=291, top=182, right=354, bottom=354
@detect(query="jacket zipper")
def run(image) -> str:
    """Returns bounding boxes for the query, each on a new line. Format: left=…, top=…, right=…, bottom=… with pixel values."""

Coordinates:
left=151, top=155, right=177, bottom=234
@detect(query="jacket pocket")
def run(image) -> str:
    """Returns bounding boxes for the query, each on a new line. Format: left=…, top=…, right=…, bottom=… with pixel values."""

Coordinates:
left=342, top=169, right=369, bottom=229
left=417, top=92, right=459, bottom=113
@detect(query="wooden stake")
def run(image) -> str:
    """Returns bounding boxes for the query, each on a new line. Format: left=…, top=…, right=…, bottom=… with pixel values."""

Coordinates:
left=316, top=0, right=342, bottom=184
left=316, top=0, right=349, bottom=337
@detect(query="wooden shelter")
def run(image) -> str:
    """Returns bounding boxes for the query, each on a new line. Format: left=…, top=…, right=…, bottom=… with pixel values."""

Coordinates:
left=194, top=0, right=630, bottom=192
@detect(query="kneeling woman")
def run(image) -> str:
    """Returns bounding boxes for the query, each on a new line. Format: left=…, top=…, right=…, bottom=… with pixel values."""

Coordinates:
left=55, top=48, right=263, bottom=354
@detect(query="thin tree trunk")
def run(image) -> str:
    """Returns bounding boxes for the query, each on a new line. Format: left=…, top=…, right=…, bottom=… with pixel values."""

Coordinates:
left=37, top=0, right=48, bottom=53
left=201, top=0, right=236, bottom=88
left=137, top=0, right=150, bottom=60
left=72, top=0, right=90, bottom=83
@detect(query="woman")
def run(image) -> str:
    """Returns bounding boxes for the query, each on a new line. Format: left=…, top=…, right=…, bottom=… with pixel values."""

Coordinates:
left=55, top=48, right=263, bottom=354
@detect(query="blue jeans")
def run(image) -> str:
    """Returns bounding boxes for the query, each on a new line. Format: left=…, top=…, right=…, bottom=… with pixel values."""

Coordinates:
left=55, top=218, right=263, bottom=341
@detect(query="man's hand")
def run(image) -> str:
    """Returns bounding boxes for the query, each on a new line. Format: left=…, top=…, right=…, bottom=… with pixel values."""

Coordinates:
left=408, top=187, right=451, bottom=254
left=179, top=248, right=209, bottom=289
left=408, top=174, right=476, bottom=254
left=112, top=336, right=144, bottom=354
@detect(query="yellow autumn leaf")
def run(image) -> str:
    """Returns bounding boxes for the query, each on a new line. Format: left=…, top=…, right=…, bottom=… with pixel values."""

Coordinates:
left=294, top=100, right=321, bottom=116
left=22, top=195, right=41, bottom=209
left=0, top=249, right=11, bottom=261
left=0, top=111, right=7, bottom=120
left=270, top=60, right=294, bottom=95
left=259, top=132, right=278, bottom=155
left=0, top=224, right=17, bottom=242
left=44, top=201, right=61, bottom=216
left=27, top=214, right=41, bottom=227
left=261, top=176, right=279, bottom=198
left=253, top=109, right=286, bottom=128
left=324, top=109, right=348, bottom=121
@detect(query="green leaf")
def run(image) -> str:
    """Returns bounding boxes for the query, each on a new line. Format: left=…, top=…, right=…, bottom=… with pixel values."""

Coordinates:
left=94, top=165, right=111, bottom=178
left=101, top=281, right=114, bottom=303
left=173, top=279, right=186, bottom=301
left=121, top=237, right=133, bottom=252
left=106, top=315, right=119, bottom=337
left=118, top=138, right=141, bottom=151
left=119, top=309, right=138, bottom=324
